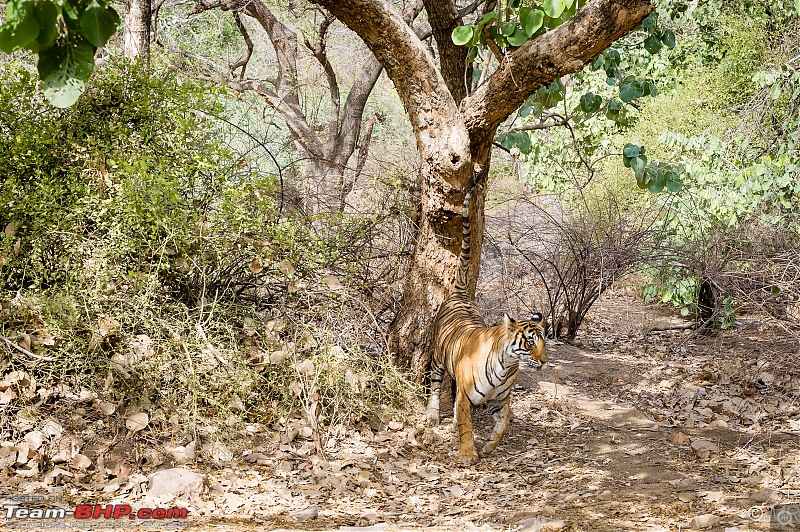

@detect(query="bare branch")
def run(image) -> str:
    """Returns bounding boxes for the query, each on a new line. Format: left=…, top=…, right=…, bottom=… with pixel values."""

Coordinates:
left=304, top=12, right=341, bottom=146
left=230, top=12, right=253, bottom=79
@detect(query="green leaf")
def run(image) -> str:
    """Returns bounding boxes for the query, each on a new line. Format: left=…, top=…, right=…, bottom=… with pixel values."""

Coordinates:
left=770, top=83, right=782, bottom=100
left=516, top=132, right=532, bottom=154
left=33, top=0, right=59, bottom=48
left=623, top=143, right=641, bottom=158
left=619, top=82, right=641, bottom=103
left=451, top=25, right=474, bottom=46
left=579, top=92, right=602, bottom=114
left=661, top=29, right=676, bottom=48
left=0, top=0, right=40, bottom=53
left=630, top=155, right=647, bottom=176
left=507, top=27, right=528, bottom=47
left=564, top=0, right=575, bottom=7
left=644, top=34, right=662, bottom=55
left=466, top=46, right=478, bottom=63
left=665, top=175, right=683, bottom=192
left=479, top=11, right=497, bottom=26
left=519, top=104, right=532, bottom=117
left=38, top=42, right=96, bottom=108
left=80, top=1, right=120, bottom=48
left=520, top=8, right=544, bottom=37
left=542, top=0, right=565, bottom=19
left=796, top=0, right=800, bottom=16
left=500, top=21, right=516, bottom=37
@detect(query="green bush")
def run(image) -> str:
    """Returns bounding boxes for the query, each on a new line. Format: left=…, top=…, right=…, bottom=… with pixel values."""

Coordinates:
left=0, top=60, right=416, bottom=439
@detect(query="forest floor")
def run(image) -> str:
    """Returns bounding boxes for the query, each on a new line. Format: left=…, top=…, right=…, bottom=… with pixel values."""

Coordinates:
left=3, top=288, right=800, bottom=531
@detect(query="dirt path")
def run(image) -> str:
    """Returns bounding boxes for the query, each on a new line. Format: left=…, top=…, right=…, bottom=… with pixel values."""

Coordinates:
left=4, top=295, right=800, bottom=531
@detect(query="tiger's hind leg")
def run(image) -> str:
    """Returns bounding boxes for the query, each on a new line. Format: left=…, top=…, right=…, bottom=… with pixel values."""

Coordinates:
left=425, top=358, right=445, bottom=426
left=479, top=396, right=510, bottom=458
left=455, top=387, right=479, bottom=463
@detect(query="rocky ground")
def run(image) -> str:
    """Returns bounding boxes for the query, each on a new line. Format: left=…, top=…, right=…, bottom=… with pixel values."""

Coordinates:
left=2, top=289, right=800, bottom=531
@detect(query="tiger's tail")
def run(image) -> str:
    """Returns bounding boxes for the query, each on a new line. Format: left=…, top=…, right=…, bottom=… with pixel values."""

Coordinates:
left=453, top=174, right=479, bottom=294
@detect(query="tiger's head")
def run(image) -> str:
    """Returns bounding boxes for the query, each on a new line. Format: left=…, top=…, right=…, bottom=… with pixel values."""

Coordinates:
left=503, top=313, right=547, bottom=370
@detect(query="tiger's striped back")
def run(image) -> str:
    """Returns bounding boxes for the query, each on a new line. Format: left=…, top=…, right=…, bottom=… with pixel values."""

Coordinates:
left=426, top=175, right=547, bottom=462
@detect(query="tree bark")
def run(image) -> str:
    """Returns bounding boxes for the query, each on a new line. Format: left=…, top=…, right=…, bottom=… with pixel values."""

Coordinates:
left=310, top=0, right=653, bottom=379
left=123, top=0, right=151, bottom=61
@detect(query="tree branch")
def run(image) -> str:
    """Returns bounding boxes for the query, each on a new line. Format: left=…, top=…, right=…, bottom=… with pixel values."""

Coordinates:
left=462, top=0, right=654, bottom=154
left=230, top=12, right=253, bottom=79
left=304, top=12, right=341, bottom=145
left=308, top=0, right=463, bottom=148
left=423, top=0, right=469, bottom=104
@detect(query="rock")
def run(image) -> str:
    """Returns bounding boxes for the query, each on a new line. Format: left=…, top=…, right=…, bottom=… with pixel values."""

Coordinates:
left=518, top=518, right=566, bottom=532
left=598, top=490, right=613, bottom=501
left=713, top=476, right=727, bottom=483
left=563, top=493, right=579, bottom=503
left=292, top=507, right=318, bottom=520
left=689, top=514, right=719, bottom=529
left=690, top=439, right=718, bottom=460
left=708, top=419, right=729, bottom=429
left=749, top=488, right=776, bottom=503
left=668, top=432, right=689, bottom=445
left=148, top=468, right=206, bottom=500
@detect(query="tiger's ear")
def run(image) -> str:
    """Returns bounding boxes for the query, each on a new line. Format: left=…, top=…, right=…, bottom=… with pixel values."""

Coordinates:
left=503, top=313, right=516, bottom=329
left=531, top=313, right=543, bottom=323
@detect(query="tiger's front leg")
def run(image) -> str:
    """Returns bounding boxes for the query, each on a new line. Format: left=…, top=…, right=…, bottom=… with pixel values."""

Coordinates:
left=479, top=396, right=510, bottom=458
left=454, top=387, right=479, bottom=463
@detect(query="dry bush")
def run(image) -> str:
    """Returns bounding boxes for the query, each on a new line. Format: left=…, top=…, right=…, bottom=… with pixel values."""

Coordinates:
left=479, top=188, right=658, bottom=340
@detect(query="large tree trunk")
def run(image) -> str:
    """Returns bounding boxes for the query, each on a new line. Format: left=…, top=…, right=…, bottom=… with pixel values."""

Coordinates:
left=311, top=0, right=654, bottom=381
left=389, top=155, right=490, bottom=375
left=123, top=0, right=151, bottom=61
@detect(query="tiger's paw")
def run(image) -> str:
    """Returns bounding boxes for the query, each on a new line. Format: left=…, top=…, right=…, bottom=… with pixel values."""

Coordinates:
left=425, top=411, right=440, bottom=426
left=457, top=454, right=480, bottom=466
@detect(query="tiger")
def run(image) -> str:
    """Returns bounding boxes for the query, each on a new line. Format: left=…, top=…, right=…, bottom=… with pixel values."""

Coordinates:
left=426, top=175, right=547, bottom=462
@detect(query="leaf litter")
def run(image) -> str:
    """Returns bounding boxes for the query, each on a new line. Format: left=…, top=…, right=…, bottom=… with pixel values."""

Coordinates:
left=0, top=290, right=798, bottom=530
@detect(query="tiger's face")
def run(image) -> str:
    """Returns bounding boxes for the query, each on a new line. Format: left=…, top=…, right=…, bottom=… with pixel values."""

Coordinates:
left=503, top=313, right=547, bottom=369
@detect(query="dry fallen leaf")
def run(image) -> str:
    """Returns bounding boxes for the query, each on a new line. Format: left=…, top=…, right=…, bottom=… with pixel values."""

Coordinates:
left=249, top=256, right=264, bottom=274
left=277, top=260, right=295, bottom=278
left=125, top=412, right=149, bottom=433
left=72, top=454, right=92, bottom=469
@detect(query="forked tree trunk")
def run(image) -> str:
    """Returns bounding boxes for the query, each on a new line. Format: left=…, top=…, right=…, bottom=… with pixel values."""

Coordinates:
left=312, top=0, right=655, bottom=381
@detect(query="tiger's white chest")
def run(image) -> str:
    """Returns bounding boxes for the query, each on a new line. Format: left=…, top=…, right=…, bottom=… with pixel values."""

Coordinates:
left=467, top=352, right=520, bottom=405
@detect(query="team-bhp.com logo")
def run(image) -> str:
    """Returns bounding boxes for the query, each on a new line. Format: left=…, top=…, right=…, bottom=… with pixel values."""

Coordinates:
left=4, top=496, right=188, bottom=523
